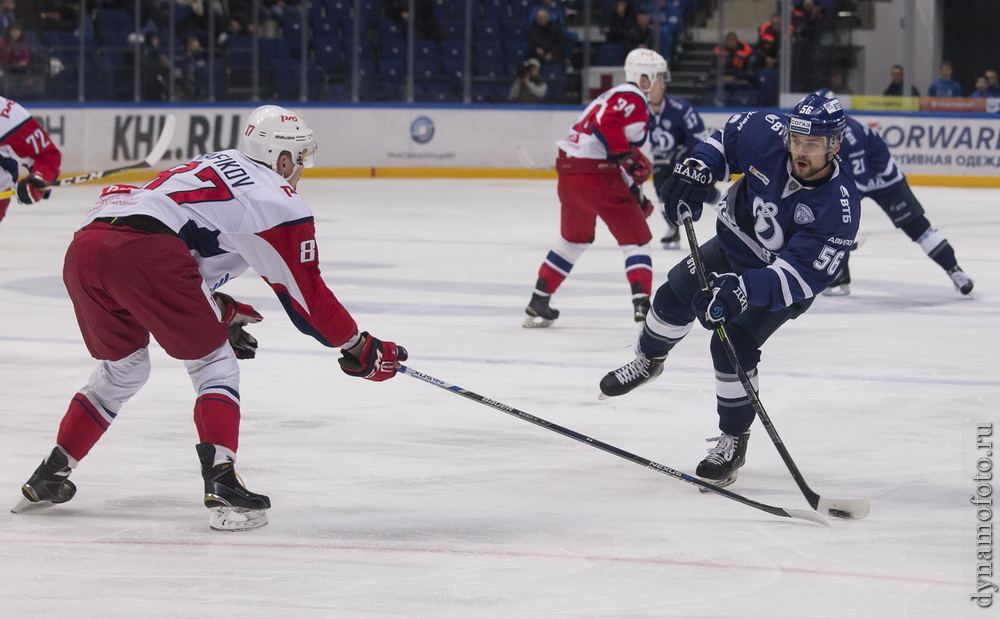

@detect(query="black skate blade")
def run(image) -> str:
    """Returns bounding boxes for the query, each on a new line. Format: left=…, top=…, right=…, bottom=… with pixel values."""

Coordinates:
left=11, top=497, right=56, bottom=514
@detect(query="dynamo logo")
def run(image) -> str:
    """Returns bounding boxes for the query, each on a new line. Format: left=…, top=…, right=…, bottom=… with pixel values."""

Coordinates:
left=410, top=116, right=435, bottom=144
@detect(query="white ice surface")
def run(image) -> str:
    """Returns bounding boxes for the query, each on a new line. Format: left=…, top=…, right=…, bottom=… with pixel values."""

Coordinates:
left=1, top=179, right=997, bottom=618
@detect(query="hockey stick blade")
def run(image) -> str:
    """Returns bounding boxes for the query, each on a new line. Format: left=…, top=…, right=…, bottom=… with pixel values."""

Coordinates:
left=399, top=365, right=828, bottom=526
left=0, top=114, right=178, bottom=201
left=680, top=213, right=869, bottom=520
left=53, top=114, right=176, bottom=187
left=816, top=496, right=870, bottom=520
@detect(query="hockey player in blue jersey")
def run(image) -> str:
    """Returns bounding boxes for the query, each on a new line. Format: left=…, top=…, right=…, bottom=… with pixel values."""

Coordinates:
left=598, top=93, right=862, bottom=489
left=646, top=82, right=719, bottom=249
left=814, top=89, right=973, bottom=296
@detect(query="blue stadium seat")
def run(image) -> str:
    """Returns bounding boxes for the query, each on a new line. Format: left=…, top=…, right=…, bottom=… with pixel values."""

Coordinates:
left=596, top=42, right=624, bottom=66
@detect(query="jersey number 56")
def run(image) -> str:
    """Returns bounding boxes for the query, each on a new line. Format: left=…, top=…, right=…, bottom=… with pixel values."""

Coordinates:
left=813, top=245, right=846, bottom=275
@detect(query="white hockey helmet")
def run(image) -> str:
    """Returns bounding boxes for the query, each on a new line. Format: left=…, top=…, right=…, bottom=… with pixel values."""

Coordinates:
left=624, top=48, right=670, bottom=90
left=241, top=105, right=316, bottom=170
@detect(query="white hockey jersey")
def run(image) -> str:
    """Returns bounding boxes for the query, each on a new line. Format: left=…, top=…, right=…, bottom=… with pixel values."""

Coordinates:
left=82, top=149, right=358, bottom=348
left=556, top=83, right=650, bottom=160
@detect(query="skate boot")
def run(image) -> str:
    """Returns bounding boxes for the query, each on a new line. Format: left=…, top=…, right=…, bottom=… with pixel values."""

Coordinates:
left=660, top=227, right=681, bottom=250
left=197, top=442, right=270, bottom=531
left=947, top=265, right=974, bottom=296
left=598, top=344, right=666, bottom=399
left=632, top=295, right=651, bottom=323
left=12, top=447, right=77, bottom=513
left=823, top=263, right=851, bottom=296
left=696, top=432, right=750, bottom=490
left=523, top=292, right=560, bottom=328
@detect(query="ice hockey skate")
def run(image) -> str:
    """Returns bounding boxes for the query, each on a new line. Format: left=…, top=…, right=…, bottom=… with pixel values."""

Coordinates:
left=12, top=447, right=78, bottom=513
left=632, top=295, right=650, bottom=323
left=948, top=265, right=974, bottom=296
left=523, top=292, right=560, bottom=328
left=823, top=263, right=851, bottom=296
left=660, top=226, right=681, bottom=250
left=598, top=344, right=666, bottom=399
left=197, top=443, right=270, bottom=531
left=696, top=432, right=750, bottom=491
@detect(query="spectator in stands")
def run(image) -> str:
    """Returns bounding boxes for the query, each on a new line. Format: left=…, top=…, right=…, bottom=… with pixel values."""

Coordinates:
left=985, top=69, right=1000, bottom=94
left=383, top=0, right=443, bottom=42
left=529, top=0, right=565, bottom=28
left=136, top=32, right=170, bottom=102
left=508, top=57, right=548, bottom=103
left=883, top=64, right=919, bottom=96
left=605, top=0, right=635, bottom=45
left=790, top=0, right=824, bottom=90
left=527, top=8, right=565, bottom=65
left=927, top=61, right=962, bottom=97
left=0, top=21, right=31, bottom=74
left=752, top=12, right=782, bottom=69
left=0, top=21, right=33, bottom=98
left=970, top=76, right=991, bottom=98
left=713, top=31, right=753, bottom=87
left=624, top=11, right=655, bottom=55
left=182, top=35, right=208, bottom=99
left=0, top=0, right=15, bottom=34
left=39, top=2, right=80, bottom=33
left=826, top=69, right=853, bottom=95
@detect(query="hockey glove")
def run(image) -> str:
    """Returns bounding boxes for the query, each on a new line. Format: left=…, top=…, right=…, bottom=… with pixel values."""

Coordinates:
left=618, top=146, right=652, bottom=185
left=213, top=292, right=263, bottom=360
left=629, top=183, right=655, bottom=218
left=338, top=331, right=408, bottom=382
left=659, top=158, right=712, bottom=226
left=691, top=272, right=748, bottom=330
left=16, top=172, right=51, bottom=205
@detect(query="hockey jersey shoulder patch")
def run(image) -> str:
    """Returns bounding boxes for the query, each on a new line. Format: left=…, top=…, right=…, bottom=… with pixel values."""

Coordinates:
left=793, top=203, right=815, bottom=225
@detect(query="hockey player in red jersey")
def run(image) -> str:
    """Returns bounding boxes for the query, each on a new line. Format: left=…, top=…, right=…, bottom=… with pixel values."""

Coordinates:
left=0, top=95, right=62, bottom=222
left=523, top=48, right=667, bottom=327
left=13, top=106, right=407, bottom=531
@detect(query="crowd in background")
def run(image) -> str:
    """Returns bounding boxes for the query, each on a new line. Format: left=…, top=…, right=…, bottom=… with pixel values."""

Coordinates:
left=0, top=0, right=996, bottom=105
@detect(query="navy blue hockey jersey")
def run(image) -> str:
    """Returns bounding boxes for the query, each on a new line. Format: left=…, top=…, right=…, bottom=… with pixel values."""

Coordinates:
left=691, top=111, right=862, bottom=310
left=838, top=116, right=905, bottom=196
left=648, top=96, right=708, bottom=166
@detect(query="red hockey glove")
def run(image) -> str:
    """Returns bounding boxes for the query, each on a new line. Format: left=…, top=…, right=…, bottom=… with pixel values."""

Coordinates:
left=619, top=147, right=652, bottom=184
left=338, top=332, right=408, bottom=382
left=629, top=183, right=655, bottom=218
left=16, top=172, right=51, bottom=205
left=213, top=292, right=263, bottom=359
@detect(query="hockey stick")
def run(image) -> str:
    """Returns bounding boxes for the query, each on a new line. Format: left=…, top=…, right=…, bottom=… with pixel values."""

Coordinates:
left=679, top=207, right=870, bottom=520
left=399, top=364, right=829, bottom=526
left=0, top=114, right=176, bottom=200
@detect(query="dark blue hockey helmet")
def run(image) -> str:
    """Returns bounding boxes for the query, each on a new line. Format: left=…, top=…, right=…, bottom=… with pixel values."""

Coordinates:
left=784, top=92, right=846, bottom=153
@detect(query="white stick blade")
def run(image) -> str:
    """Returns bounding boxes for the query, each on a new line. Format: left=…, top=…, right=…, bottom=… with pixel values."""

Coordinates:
left=143, top=114, right=177, bottom=168
left=817, top=497, right=870, bottom=520
left=785, top=508, right=831, bottom=527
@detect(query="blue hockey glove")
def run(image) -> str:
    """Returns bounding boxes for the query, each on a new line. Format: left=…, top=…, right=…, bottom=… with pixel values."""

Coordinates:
left=658, top=159, right=712, bottom=226
left=692, top=272, right=748, bottom=330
